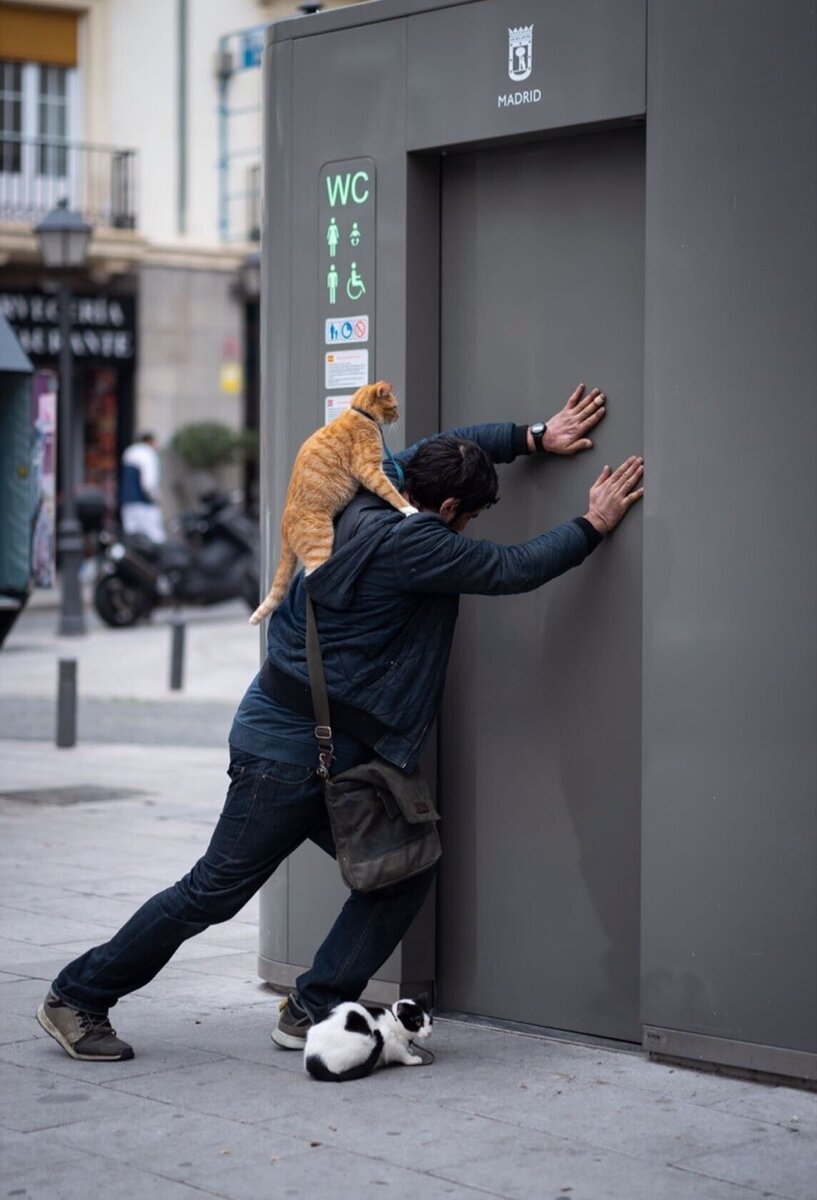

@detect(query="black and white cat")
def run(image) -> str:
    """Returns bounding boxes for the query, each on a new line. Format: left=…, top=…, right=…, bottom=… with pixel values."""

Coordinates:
left=304, top=998, right=433, bottom=1083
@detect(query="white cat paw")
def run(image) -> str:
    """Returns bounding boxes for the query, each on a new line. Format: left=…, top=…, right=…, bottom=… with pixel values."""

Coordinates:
left=400, top=505, right=419, bottom=516
left=405, top=1054, right=423, bottom=1065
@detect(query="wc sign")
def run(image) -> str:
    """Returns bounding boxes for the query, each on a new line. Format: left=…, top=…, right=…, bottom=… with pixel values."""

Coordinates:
left=319, top=158, right=376, bottom=422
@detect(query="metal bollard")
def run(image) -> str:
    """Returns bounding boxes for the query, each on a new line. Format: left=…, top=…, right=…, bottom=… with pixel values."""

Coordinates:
left=169, top=617, right=185, bottom=690
left=56, top=658, right=77, bottom=748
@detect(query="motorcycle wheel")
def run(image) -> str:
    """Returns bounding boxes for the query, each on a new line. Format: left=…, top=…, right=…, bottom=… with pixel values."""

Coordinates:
left=94, top=576, right=155, bottom=628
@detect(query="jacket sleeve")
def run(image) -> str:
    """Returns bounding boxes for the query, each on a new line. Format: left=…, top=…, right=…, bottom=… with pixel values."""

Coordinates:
left=393, top=513, right=600, bottom=596
left=394, top=422, right=529, bottom=468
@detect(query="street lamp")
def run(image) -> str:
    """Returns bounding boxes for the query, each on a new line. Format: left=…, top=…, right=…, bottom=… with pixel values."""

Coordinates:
left=240, top=250, right=261, bottom=512
left=34, top=199, right=92, bottom=635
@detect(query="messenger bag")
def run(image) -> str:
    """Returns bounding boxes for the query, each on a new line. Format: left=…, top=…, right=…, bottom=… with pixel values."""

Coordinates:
left=305, top=594, right=441, bottom=893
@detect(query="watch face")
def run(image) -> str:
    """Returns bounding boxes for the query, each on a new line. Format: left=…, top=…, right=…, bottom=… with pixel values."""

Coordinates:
left=531, top=422, right=545, bottom=436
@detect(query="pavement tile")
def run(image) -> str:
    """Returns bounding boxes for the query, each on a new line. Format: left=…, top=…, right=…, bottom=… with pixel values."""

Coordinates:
left=0, top=904, right=119, bottom=947
left=56, top=872, right=193, bottom=901
left=264, top=1090, right=545, bottom=1173
left=430, top=1140, right=774, bottom=1200
left=1, top=974, right=62, bottom=1017
left=162, top=951, right=263, bottom=981
left=398, top=1049, right=785, bottom=1166
left=0, top=1126, right=87, bottom=1175
left=672, top=1131, right=817, bottom=1200
left=0, top=880, right=76, bottom=907
left=707, top=1084, right=817, bottom=1134
left=1, top=1029, right=228, bottom=1084
left=0, top=1010, right=41, bottom=1045
left=110, top=1001, right=296, bottom=1069
left=48, top=1107, right=317, bottom=1198
left=193, top=925, right=263, bottom=950
left=99, top=1055, right=316, bottom=1124
left=0, top=935, right=94, bottom=965
left=1, top=892, right=146, bottom=930
left=436, top=1021, right=784, bottom=1114
left=0, top=1156, right=228, bottom=1200
left=129, top=967, right=269, bottom=1011
left=0, top=1060, right=176, bottom=1133
left=167, top=1140, right=499, bottom=1200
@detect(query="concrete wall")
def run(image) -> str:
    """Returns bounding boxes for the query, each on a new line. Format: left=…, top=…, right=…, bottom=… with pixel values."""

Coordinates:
left=138, top=263, right=243, bottom=508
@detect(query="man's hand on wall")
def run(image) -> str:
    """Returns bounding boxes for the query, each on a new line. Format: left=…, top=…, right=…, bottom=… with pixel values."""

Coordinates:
left=534, top=383, right=606, bottom=454
left=585, top=456, right=644, bottom=534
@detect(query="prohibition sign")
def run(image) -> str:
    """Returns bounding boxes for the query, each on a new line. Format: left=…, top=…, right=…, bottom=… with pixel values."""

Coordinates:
left=354, top=319, right=368, bottom=340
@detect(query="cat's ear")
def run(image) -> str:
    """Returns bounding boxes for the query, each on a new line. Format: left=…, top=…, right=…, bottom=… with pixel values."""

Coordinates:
left=375, top=380, right=392, bottom=399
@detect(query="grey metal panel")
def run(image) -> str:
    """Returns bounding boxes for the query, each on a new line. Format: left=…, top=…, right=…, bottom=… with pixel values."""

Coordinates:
left=643, top=1027, right=817, bottom=1085
left=268, top=0, right=473, bottom=46
left=642, top=0, right=817, bottom=1057
left=438, top=128, right=645, bottom=1041
left=259, top=37, right=296, bottom=969
left=259, top=16, right=434, bottom=987
left=407, top=0, right=645, bottom=150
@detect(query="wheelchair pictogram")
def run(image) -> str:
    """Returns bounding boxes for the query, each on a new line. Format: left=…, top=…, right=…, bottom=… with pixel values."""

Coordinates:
left=346, top=262, right=366, bottom=301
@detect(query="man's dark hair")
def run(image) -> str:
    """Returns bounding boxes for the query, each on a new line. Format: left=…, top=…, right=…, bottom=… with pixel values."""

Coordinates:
left=139, top=432, right=157, bottom=444
left=403, top=436, right=499, bottom=514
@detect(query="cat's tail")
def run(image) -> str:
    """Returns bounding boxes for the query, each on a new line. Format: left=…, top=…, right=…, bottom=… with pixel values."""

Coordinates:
left=305, top=1029, right=384, bottom=1083
left=248, top=543, right=297, bottom=625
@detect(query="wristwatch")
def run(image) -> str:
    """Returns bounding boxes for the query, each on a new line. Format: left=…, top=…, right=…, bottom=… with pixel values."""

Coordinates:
left=530, top=421, right=547, bottom=452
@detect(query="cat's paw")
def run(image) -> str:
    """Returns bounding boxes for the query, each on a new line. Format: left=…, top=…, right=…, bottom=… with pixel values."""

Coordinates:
left=405, top=1053, right=423, bottom=1065
left=400, top=505, right=419, bottom=517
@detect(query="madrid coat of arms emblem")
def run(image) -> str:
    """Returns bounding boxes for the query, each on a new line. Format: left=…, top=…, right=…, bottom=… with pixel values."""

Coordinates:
left=508, top=25, right=534, bottom=82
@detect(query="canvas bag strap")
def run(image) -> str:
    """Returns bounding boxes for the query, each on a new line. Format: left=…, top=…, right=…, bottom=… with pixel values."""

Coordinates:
left=305, top=594, right=335, bottom=778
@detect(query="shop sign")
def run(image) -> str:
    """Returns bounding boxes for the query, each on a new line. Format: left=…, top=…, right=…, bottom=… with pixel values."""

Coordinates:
left=0, top=291, right=136, bottom=362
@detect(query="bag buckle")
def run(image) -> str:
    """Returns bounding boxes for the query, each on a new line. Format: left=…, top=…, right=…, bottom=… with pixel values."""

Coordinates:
left=315, top=725, right=334, bottom=779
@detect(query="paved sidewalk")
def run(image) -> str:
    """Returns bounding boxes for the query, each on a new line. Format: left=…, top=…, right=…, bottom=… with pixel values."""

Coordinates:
left=1, top=609, right=815, bottom=1199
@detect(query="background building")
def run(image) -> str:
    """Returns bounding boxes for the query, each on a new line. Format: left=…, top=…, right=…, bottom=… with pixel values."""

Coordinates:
left=0, top=0, right=363, bottom=519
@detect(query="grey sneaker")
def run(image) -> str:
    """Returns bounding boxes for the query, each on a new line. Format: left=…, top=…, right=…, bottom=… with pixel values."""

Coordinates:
left=271, top=993, right=311, bottom=1049
left=37, top=990, right=134, bottom=1061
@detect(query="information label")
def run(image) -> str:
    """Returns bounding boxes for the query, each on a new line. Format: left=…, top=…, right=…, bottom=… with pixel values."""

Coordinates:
left=325, top=394, right=353, bottom=424
left=325, top=315, right=369, bottom=345
left=319, top=158, right=375, bottom=421
left=325, top=349, right=369, bottom=390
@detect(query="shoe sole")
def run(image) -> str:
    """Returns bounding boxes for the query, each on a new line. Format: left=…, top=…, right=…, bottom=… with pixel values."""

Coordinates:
left=36, top=1004, right=134, bottom=1062
left=271, top=1026, right=307, bottom=1050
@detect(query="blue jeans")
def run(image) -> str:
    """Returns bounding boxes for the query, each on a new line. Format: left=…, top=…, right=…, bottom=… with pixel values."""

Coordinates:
left=53, top=748, right=435, bottom=1022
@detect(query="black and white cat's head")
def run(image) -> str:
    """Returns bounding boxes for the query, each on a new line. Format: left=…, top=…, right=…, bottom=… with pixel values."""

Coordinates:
left=392, top=998, right=433, bottom=1042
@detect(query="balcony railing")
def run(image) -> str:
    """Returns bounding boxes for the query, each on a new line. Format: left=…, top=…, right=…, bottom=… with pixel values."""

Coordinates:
left=0, top=135, right=138, bottom=231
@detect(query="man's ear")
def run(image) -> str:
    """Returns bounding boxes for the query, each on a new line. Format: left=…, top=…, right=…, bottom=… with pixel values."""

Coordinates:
left=438, top=497, right=460, bottom=523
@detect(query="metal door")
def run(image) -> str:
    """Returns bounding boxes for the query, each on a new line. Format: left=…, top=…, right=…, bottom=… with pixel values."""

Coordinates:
left=437, top=128, right=645, bottom=1041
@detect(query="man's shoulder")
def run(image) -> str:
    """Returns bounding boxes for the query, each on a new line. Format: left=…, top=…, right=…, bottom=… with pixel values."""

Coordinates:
left=391, top=512, right=457, bottom=560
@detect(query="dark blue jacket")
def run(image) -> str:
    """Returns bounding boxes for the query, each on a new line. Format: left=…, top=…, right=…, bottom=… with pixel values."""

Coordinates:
left=119, top=461, right=150, bottom=505
left=264, top=422, right=600, bottom=771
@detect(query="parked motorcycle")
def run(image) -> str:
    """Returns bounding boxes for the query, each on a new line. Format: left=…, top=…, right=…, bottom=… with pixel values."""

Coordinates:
left=92, top=492, right=260, bottom=628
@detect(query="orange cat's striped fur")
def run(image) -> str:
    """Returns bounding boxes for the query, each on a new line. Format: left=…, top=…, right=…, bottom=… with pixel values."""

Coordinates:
left=249, top=381, right=416, bottom=624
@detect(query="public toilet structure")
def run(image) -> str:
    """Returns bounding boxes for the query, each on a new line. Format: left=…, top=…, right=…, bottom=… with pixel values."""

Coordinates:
left=258, top=0, right=816, bottom=1083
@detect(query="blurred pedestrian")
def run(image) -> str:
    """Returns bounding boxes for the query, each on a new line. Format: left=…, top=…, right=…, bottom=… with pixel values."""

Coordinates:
left=119, top=432, right=166, bottom=543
